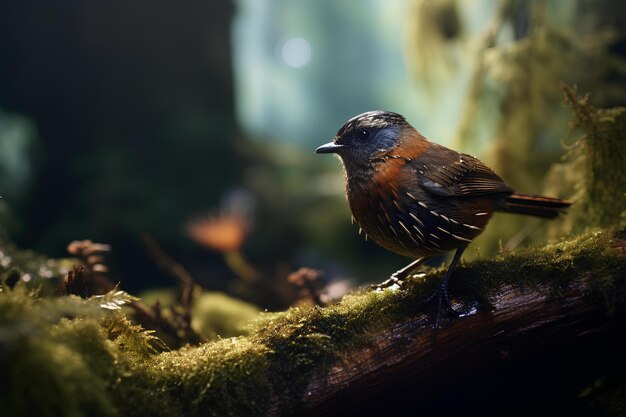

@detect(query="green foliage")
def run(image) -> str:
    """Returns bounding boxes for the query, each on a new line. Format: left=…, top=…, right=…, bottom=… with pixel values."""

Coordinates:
left=0, top=109, right=41, bottom=238
left=1, top=229, right=624, bottom=416
left=0, top=238, right=74, bottom=289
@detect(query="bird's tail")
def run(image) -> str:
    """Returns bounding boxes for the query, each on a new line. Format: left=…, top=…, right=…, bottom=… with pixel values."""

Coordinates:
left=495, top=193, right=571, bottom=219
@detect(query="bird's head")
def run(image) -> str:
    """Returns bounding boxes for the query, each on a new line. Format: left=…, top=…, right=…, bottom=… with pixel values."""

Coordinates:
left=315, top=111, right=415, bottom=172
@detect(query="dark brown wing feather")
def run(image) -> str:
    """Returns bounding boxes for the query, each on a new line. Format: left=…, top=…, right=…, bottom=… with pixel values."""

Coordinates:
left=417, top=143, right=513, bottom=198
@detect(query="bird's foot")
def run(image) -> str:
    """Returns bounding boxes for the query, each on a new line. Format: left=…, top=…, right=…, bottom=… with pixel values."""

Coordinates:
left=418, top=287, right=458, bottom=327
left=417, top=286, right=479, bottom=337
left=370, top=276, right=404, bottom=292
left=371, top=258, right=426, bottom=292
left=370, top=267, right=427, bottom=292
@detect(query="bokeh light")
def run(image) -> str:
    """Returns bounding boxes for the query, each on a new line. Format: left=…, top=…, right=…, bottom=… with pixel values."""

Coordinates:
left=281, top=37, right=312, bottom=68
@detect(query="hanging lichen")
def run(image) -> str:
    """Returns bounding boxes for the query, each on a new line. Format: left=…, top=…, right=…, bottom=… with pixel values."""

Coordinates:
left=403, top=0, right=465, bottom=93
left=543, top=84, right=626, bottom=234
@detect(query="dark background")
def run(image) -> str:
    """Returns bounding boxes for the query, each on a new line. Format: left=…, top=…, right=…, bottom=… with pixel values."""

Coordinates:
left=0, top=1, right=246, bottom=293
left=0, top=0, right=624, bottom=305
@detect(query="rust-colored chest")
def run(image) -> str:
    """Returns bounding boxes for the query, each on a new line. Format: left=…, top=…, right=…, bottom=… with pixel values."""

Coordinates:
left=346, top=157, right=493, bottom=259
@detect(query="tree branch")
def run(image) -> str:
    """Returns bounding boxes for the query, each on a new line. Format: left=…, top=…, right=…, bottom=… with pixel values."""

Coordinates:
left=301, top=278, right=623, bottom=416
left=290, top=230, right=626, bottom=416
left=5, top=230, right=623, bottom=417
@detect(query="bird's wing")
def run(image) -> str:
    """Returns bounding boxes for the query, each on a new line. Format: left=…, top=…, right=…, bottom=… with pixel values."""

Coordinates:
left=416, top=144, right=513, bottom=198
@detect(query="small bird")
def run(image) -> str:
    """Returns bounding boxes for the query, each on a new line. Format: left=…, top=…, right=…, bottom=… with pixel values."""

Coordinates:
left=316, top=110, right=570, bottom=322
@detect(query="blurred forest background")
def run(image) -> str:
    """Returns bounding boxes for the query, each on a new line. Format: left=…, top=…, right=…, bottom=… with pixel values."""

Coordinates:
left=0, top=0, right=625, bottom=312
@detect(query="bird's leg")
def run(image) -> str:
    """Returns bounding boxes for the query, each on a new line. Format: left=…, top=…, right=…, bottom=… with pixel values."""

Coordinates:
left=371, top=257, right=425, bottom=291
left=418, top=246, right=466, bottom=329
left=391, top=257, right=426, bottom=281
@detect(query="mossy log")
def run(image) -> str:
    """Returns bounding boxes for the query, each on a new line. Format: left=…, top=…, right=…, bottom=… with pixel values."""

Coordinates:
left=301, top=271, right=624, bottom=416
left=1, top=230, right=625, bottom=417
left=294, top=230, right=626, bottom=416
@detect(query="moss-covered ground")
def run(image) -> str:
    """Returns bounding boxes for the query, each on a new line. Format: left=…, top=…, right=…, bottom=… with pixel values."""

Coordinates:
left=1, top=229, right=625, bottom=417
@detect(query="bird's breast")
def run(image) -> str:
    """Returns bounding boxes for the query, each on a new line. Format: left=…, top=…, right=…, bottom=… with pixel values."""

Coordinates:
left=347, top=160, right=493, bottom=258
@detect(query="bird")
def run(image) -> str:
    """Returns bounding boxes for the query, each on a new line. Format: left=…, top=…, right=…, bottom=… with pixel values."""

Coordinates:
left=316, top=110, right=570, bottom=324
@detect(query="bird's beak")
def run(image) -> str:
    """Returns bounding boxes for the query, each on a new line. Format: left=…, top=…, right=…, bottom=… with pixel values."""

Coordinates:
left=315, top=142, right=347, bottom=154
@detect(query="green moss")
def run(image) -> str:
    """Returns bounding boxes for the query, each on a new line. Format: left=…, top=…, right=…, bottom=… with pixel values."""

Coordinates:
left=0, top=285, right=166, bottom=417
left=0, top=286, right=117, bottom=417
left=448, top=229, right=625, bottom=308
left=191, top=292, right=261, bottom=341
left=1, top=229, right=625, bottom=416
left=139, top=288, right=261, bottom=341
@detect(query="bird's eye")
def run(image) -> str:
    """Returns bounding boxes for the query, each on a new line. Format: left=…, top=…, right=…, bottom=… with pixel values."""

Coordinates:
left=357, top=129, right=370, bottom=142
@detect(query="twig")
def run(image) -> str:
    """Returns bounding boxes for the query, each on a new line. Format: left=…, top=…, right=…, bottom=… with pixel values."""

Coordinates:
left=141, top=233, right=196, bottom=309
left=140, top=233, right=205, bottom=346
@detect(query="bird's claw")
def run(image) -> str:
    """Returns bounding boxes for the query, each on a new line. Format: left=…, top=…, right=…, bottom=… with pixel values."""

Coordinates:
left=370, top=276, right=404, bottom=292
left=456, top=300, right=479, bottom=317
left=416, top=287, right=462, bottom=334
